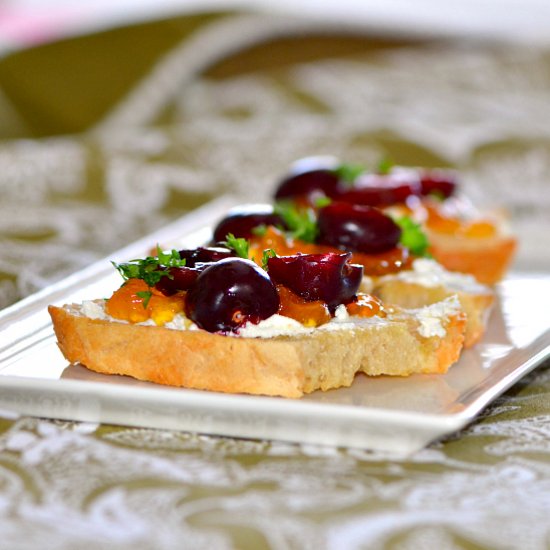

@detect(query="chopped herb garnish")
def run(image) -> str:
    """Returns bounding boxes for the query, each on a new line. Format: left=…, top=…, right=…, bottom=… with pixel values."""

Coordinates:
left=261, top=249, right=277, bottom=270
left=251, top=224, right=268, bottom=237
left=395, top=216, right=430, bottom=257
left=274, top=201, right=318, bottom=244
left=332, top=163, right=365, bottom=185
left=314, top=196, right=332, bottom=208
left=428, top=189, right=446, bottom=202
left=377, top=157, right=394, bottom=175
left=156, top=247, right=187, bottom=267
left=223, top=233, right=250, bottom=259
left=136, top=290, right=153, bottom=308
left=112, top=245, right=186, bottom=287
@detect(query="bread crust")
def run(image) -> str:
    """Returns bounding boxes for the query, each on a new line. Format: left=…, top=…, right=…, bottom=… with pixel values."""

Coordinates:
left=49, top=304, right=466, bottom=398
left=370, top=279, right=493, bottom=348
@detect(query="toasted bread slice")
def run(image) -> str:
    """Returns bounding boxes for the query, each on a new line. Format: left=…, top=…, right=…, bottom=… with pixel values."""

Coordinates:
left=419, top=200, right=517, bottom=285
left=367, top=259, right=494, bottom=348
left=49, top=297, right=466, bottom=398
left=427, top=230, right=517, bottom=286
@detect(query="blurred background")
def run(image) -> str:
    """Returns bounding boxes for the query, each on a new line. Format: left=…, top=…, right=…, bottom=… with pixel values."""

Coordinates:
left=0, top=0, right=549, bottom=308
left=2, top=0, right=550, bottom=53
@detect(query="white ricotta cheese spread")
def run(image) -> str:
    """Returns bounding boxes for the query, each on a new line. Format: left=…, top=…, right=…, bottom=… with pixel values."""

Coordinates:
left=413, top=295, right=461, bottom=338
left=235, top=314, right=312, bottom=338
left=72, top=294, right=459, bottom=339
left=381, top=258, right=486, bottom=292
left=81, top=300, right=108, bottom=320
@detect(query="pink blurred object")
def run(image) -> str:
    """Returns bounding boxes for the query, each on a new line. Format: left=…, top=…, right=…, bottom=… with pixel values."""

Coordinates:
left=0, top=5, right=90, bottom=50
left=0, top=0, right=196, bottom=53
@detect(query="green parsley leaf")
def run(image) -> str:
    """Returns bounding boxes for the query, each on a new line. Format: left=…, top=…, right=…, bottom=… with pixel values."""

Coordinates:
left=136, top=290, right=153, bottom=308
left=112, top=245, right=186, bottom=287
left=156, top=246, right=186, bottom=267
left=274, top=201, right=318, bottom=244
left=261, top=249, right=277, bottom=270
left=332, top=163, right=366, bottom=185
left=377, top=157, right=394, bottom=175
left=395, top=216, right=430, bottom=257
left=427, top=189, right=446, bottom=202
left=251, top=224, right=268, bottom=237
left=223, top=233, right=250, bottom=259
left=314, top=196, right=332, bottom=208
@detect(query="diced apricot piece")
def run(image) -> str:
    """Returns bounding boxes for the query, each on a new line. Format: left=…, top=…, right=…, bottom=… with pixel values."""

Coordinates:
left=277, top=285, right=331, bottom=327
left=106, top=278, right=185, bottom=325
left=346, top=293, right=386, bottom=318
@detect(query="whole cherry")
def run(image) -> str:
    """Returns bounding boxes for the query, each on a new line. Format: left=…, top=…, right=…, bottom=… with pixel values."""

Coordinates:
left=317, top=202, right=402, bottom=254
left=185, top=258, right=280, bottom=333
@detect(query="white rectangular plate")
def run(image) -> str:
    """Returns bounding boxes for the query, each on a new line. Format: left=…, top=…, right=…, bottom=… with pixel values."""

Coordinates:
left=0, top=196, right=549, bottom=455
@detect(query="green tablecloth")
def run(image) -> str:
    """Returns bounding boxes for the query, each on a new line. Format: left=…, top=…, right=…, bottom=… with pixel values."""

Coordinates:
left=0, top=11, right=549, bottom=548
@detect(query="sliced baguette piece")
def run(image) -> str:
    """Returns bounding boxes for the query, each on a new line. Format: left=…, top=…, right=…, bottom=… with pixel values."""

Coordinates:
left=385, top=196, right=516, bottom=285
left=427, top=229, right=517, bottom=286
left=421, top=200, right=517, bottom=286
left=48, top=297, right=466, bottom=398
left=367, top=258, right=494, bottom=348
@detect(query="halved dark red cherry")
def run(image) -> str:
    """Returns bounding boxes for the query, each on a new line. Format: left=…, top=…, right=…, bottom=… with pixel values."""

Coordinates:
left=185, top=258, right=280, bottom=333
left=274, top=156, right=341, bottom=201
left=317, top=202, right=402, bottom=254
left=338, top=168, right=422, bottom=206
left=267, top=252, right=363, bottom=311
left=154, top=247, right=234, bottom=295
left=154, top=266, right=200, bottom=296
left=419, top=169, right=457, bottom=198
left=177, top=247, right=235, bottom=267
left=212, top=205, right=285, bottom=242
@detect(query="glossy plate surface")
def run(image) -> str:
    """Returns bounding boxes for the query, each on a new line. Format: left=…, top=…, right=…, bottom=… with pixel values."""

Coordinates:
left=0, top=197, right=548, bottom=455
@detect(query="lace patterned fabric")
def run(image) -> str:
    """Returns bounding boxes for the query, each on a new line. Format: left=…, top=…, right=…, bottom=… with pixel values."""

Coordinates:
left=0, top=13, right=549, bottom=549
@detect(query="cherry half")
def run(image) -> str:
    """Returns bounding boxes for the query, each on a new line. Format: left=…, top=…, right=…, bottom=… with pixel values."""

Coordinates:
left=155, top=247, right=235, bottom=296
left=267, top=252, right=363, bottom=311
left=419, top=169, right=457, bottom=198
left=274, top=158, right=457, bottom=206
left=185, top=258, right=280, bottom=333
left=213, top=205, right=285, bottom=242
left=317, top=202, right=402, bottom=254
left=154, top=266, right=200, bottom=296
left=338, top=168, right=422, bottom=207
left=177, top=247, right=235, bottom=267
left=274, top=156, right=341, bottom=201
